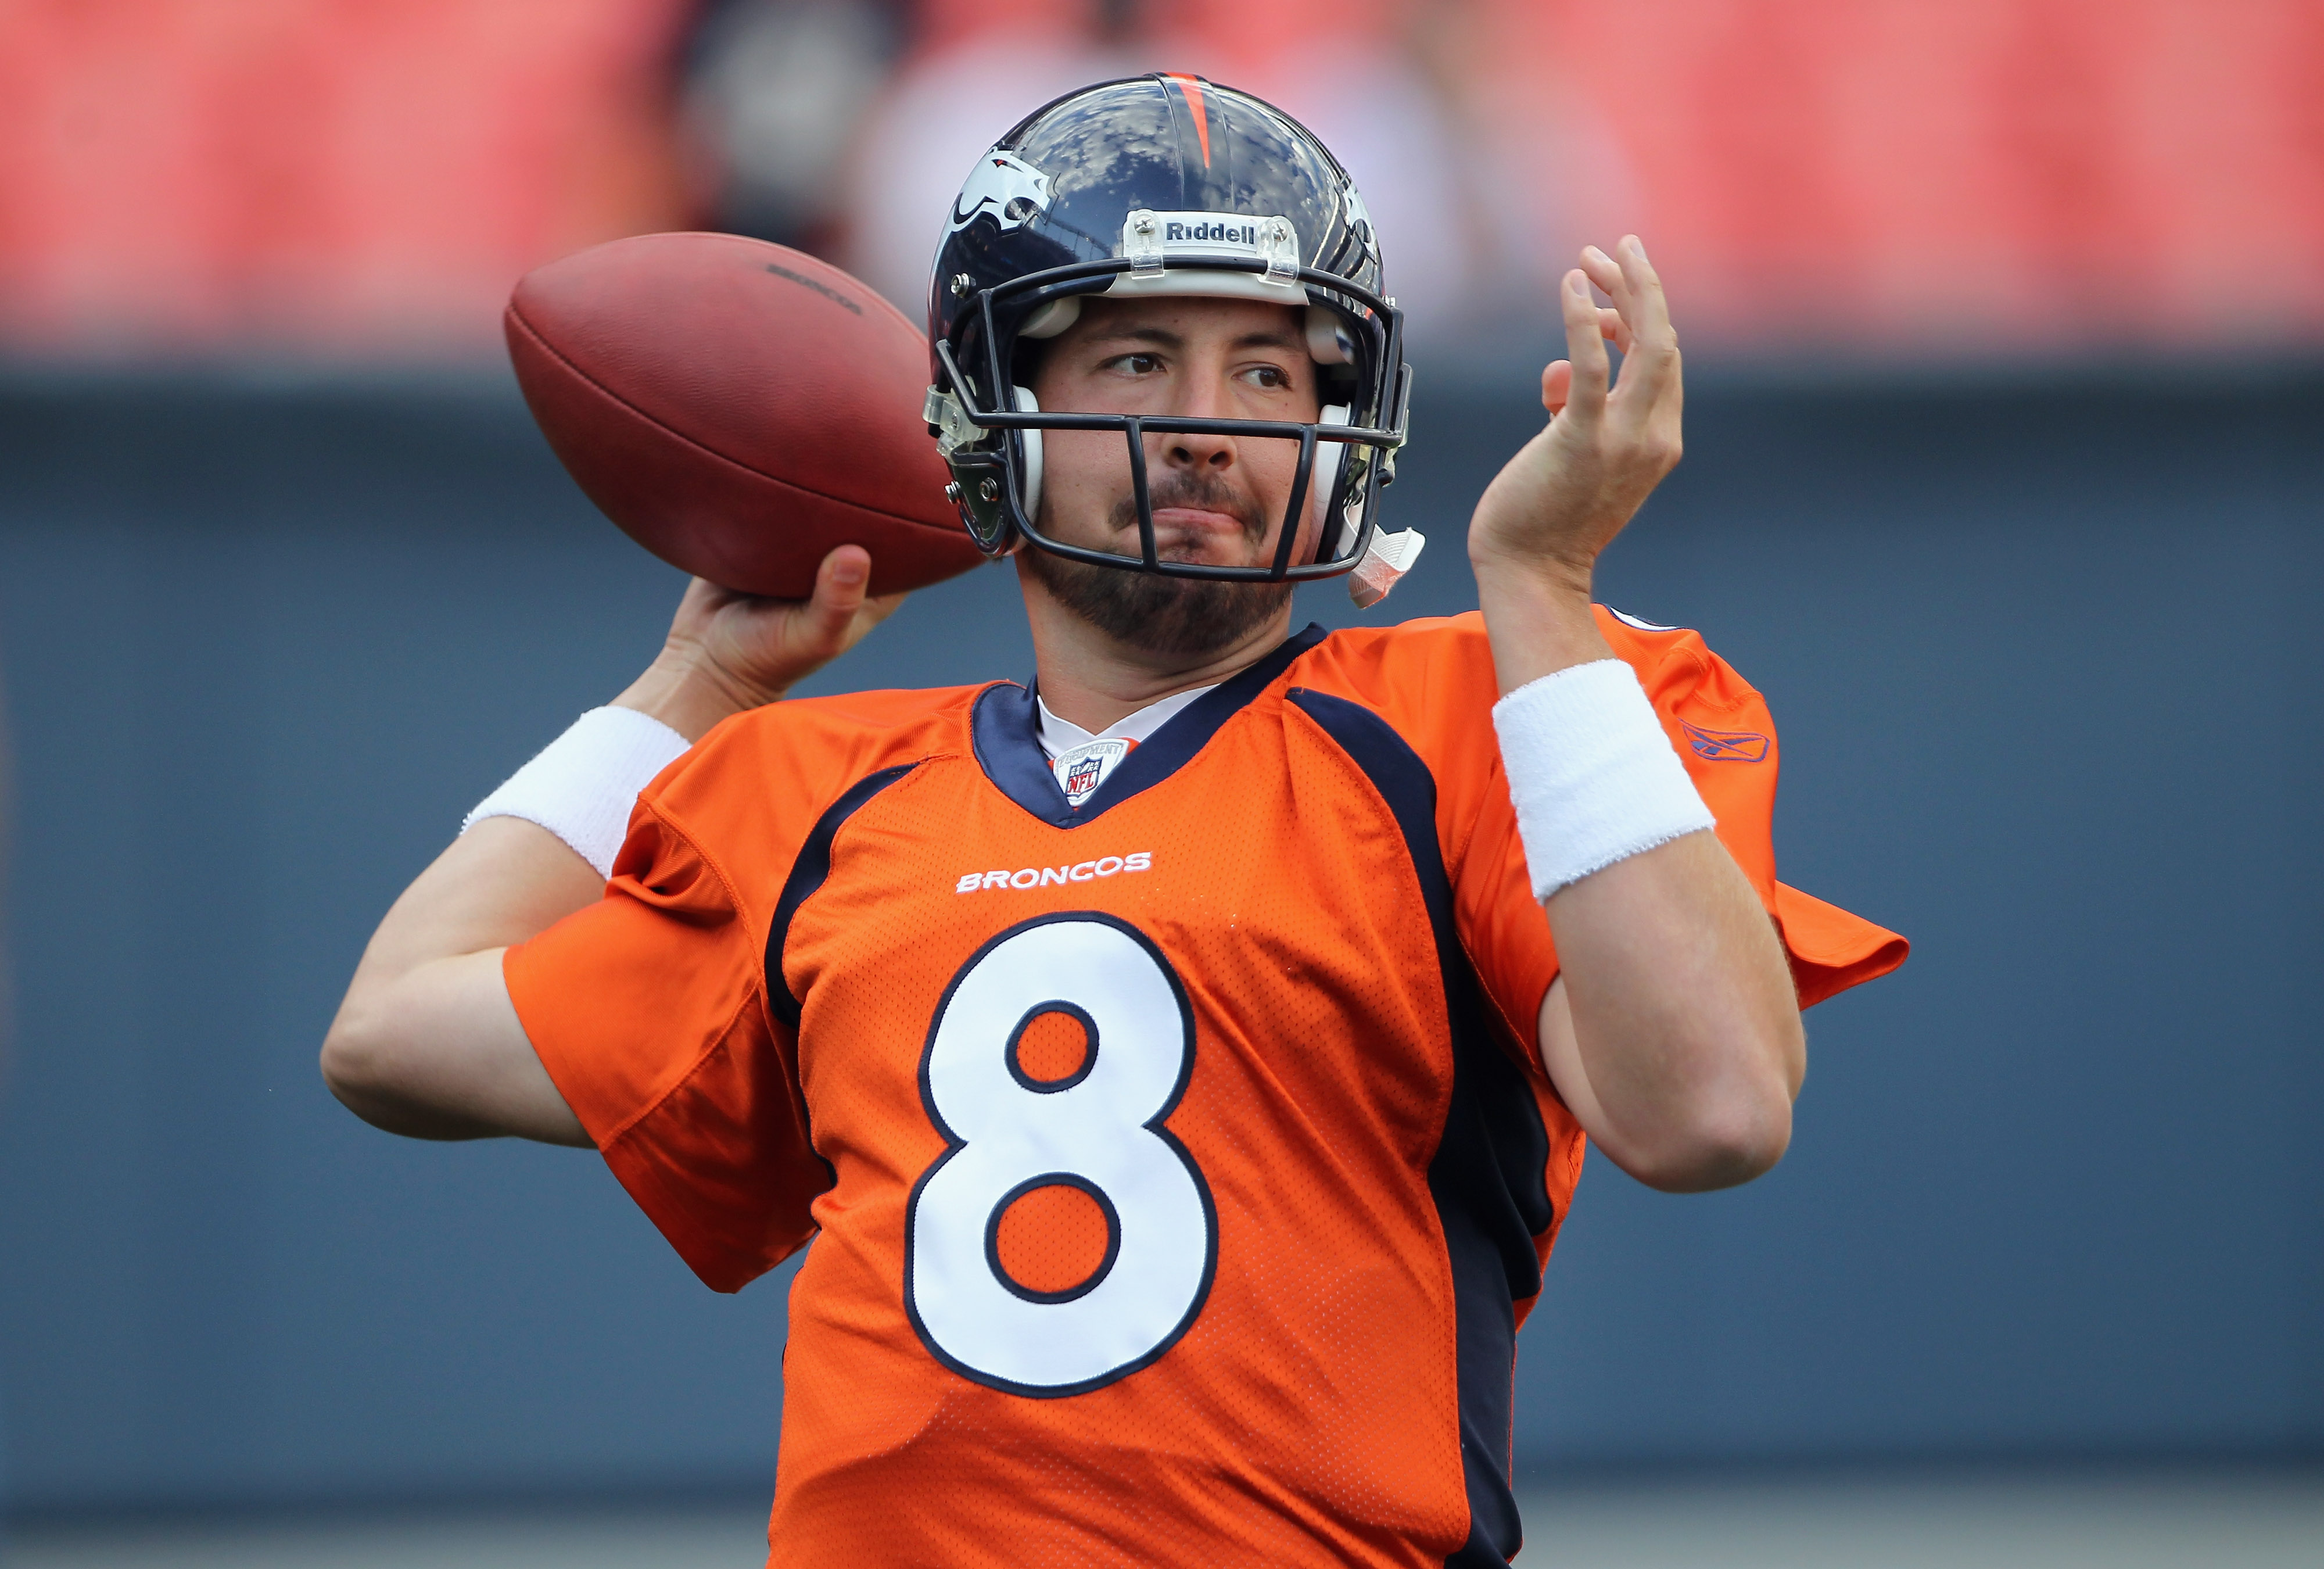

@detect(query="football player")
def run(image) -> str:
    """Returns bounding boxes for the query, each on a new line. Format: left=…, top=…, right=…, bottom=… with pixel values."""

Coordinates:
left=324, top=76, right=1904, bottom=1566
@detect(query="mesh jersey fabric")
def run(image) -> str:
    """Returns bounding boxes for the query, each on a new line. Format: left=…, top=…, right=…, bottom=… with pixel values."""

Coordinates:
left=504, top=608, right=1907, bottom=1567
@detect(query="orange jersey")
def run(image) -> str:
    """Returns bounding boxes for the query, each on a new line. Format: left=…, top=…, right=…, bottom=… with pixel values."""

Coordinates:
left=507, top=610, right=1905, bottom=1566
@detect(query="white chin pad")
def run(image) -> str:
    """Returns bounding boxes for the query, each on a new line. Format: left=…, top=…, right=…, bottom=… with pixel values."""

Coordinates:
left=1312, top=404, right=1351, bottom=513
left=1013, top=385, right=1042, bottom=522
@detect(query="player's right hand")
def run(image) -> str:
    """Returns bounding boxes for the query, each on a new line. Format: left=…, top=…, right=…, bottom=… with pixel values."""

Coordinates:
left=615, top=545, right=907, bottom=741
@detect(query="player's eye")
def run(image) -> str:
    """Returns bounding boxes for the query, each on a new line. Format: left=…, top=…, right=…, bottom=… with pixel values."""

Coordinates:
left=1241, top=363, right=1295, bottom=391
left=1104, top=352, right=1163, bottom=376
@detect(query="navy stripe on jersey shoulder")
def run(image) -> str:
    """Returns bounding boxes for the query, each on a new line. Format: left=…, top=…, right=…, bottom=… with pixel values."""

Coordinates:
left=763, top=763, right=919, bottom=1031
left=967, top=682, right=1066, bottom=819
left=1287, top=687, right=1554, bottom=1569
left=971, top=622, right=1329, bottom=828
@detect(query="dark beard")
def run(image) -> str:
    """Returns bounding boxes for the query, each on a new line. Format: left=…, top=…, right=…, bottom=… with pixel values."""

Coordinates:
left=1022, top=477, right=1293, bottom=660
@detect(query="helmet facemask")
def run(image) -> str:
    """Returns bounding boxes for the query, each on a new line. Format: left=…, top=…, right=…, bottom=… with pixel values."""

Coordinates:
left=929, top=257, right=1408, bottom=585
left=924, top=77, right=1424, bottom=607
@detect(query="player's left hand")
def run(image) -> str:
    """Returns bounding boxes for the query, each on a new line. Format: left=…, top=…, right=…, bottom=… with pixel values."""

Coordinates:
left=1467, top=236, right=1682, bottom=597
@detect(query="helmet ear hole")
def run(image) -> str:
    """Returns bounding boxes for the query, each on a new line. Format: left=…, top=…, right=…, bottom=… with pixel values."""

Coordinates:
left=1013, top=385, right=1043, bottom=522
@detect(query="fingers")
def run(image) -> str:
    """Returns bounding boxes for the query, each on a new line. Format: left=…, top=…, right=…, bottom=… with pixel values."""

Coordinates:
left=1577, top=243, right=1627, bottom=303
left=1557, top=268, right=1609, bottom=431
left=1580, top=238, right=1671, bottom=352
left=798, top=545, right=873, bottom=654
left=1578, top=247, right=1636, bottom=352
left=1541, top=359, right=1573, bottom=416
left=1569, top=238, right=1681, bottom=444
left=1612, top=235, right=1676, bottom=351
left=1606, top=236, right=1679, bottom=411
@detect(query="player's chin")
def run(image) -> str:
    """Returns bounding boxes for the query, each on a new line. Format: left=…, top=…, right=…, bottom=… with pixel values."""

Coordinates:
left=1022, top=545, right=1290, bottom=660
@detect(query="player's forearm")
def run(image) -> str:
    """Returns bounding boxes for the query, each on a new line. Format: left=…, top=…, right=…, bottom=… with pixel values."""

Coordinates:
left=1541, top=832, right=1803, bottom=1191
left=1478, top=561, right=1800, bottom=1188
left=352, top=816, right=608, bottom=976
left=322, top=555, right=887, bottom=1144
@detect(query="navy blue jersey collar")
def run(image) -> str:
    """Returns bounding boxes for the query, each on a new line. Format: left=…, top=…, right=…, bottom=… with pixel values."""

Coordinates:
left=971, top=623, right=1329, bottom=828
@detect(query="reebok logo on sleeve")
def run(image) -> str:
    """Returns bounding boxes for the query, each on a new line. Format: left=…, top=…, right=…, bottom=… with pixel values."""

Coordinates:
left=1679, top=721, right=1770, bottom=762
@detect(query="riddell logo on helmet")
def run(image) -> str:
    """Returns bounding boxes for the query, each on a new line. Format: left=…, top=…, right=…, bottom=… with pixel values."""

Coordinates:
left=1166, top=220, right=1260, bottom=246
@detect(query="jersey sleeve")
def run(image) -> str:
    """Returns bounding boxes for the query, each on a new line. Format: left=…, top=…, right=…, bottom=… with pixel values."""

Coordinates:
left=501, top=685, right=977, bottom=1291
left=503, top=765, right=826, bottom=1295
left=1774, top=881, right=1909, bottom=1008
left=1425, top=610, right=1907, bottom=1068
left=1592, top=609, right=1908, bottom=1009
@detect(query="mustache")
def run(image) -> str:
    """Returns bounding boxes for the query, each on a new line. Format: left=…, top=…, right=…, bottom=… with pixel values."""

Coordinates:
left=1107, top=471, right=1265, bottom=543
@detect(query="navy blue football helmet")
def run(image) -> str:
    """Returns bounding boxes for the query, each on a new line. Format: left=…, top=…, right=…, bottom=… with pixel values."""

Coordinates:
left=923, top=74, right=1419, bottom=602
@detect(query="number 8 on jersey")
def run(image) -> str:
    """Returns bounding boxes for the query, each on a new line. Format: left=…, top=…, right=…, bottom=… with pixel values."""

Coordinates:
left=905, top=914, right=1217, bottom=1396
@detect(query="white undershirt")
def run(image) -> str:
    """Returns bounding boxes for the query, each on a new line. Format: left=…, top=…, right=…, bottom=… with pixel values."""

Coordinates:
left=1035, top=684, right=1217, bottom=804
left=1034, top=685, right=1215, bottom=760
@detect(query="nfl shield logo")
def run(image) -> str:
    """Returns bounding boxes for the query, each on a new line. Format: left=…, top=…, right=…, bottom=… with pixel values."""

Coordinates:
left=1055, top=737, right=1130, bottom=807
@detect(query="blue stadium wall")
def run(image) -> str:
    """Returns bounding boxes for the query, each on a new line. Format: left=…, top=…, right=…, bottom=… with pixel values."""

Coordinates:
left=0, top=360, right=2316, bottom=1513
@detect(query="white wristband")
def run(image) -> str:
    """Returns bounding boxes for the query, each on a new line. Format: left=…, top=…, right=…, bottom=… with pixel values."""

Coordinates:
left=1493, top=660, right=1717, bottom=900
left=462, top=707, right=691, bottom=879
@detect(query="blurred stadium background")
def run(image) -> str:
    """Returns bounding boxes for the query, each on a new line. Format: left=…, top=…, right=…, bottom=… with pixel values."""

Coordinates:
left=1, top=1, right=2318, bottom=1563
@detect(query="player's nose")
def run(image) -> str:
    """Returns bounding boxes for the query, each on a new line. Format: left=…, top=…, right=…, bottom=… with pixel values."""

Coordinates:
left=1160, top=426, right=1235, bottom=471
left=1159, top=368, right=1238, bottom=470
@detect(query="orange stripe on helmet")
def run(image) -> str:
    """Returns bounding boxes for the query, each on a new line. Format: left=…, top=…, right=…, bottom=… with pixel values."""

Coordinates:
left=1167, top=73, right=1212, bottom=169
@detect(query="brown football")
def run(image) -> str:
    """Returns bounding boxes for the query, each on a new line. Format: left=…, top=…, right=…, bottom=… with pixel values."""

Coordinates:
left=505, top=232, right=984, bottom=600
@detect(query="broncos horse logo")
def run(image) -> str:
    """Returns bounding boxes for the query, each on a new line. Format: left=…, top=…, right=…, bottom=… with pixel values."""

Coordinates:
left=950, top=151, right=1053, bottom=235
